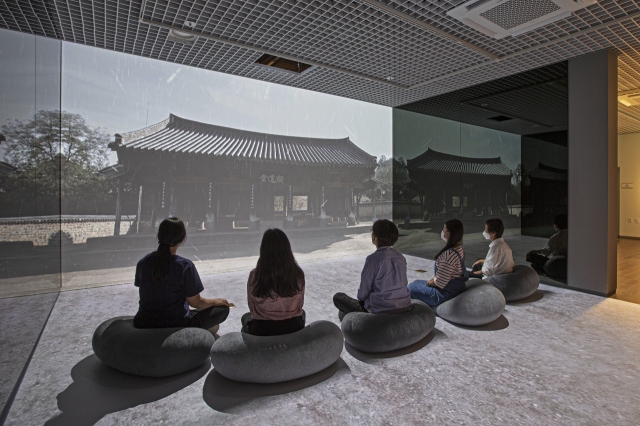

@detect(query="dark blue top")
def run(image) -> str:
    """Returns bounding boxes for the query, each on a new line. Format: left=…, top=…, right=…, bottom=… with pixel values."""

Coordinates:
left=133, top=253, right=204, bottom=328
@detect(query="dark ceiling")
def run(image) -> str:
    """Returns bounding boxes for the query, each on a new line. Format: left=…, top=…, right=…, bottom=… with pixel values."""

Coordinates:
left=398, top=62, right=568, bottom=136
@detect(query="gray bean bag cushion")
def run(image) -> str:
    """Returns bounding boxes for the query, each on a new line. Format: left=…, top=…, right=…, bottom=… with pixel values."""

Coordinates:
left=210, top=320, right=343, bottom=383
left=92, top=316, right=215, bottom=377
left=484, top=265, right=540, bottom=302
left=544, top=255, right=567, bottom=280
left=341, top=300, right=435, bottom=353
left=436, top=280, right=505, bottom=326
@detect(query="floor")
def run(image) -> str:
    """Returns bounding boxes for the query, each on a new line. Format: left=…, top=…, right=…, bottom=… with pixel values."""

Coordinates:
left=614, top=238, right=640, bottom=304
left=4, top=252, right=640, bottom=425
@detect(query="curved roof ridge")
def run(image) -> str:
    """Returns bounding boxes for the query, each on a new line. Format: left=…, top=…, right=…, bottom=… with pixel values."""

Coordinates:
left=409, top=148, right=503, bottom=165
left=167, top=114, right=354, bottom=146
left=114, top=114, right=376, bottom=167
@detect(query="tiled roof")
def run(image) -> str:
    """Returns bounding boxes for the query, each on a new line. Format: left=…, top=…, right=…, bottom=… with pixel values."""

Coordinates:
left=407, top=148, right=512, bottom=176
left=529, top=163, right=567, bottom=181
left=111, top=114, right=376, bottom=168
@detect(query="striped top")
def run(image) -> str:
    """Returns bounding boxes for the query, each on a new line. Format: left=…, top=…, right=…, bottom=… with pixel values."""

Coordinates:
left=434, top=245, right=465, bottom=289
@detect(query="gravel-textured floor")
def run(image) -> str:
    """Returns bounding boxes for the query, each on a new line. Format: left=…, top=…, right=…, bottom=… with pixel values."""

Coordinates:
left=5, top=252, right=640, bottom=425
left=0, top=292, right=58, bottom=415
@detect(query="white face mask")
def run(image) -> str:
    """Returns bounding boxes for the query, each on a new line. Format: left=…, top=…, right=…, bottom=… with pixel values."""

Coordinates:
left=441, top=230, right=448, bottom=242
left=482, top=231, right=491, bottom=240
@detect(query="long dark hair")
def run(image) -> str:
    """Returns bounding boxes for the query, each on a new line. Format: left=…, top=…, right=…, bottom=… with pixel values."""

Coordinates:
left=435, top=219, right=464, bottom=260
left=150, top=217, right=187, bottom=286
left=252, top=228, right=304, bottom=299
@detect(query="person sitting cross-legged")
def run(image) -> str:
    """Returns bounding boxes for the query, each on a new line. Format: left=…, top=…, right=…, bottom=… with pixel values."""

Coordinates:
left=133, top=217, right=231, bottom=334
left=333, top=219, right=413, bottom=317
left=242, top=228, right=306, bottom=336
left=408, top=219, right=469, bottom=308
left=470, top=218, right=515, bottom=279
left=526, top=213, right=568, bottom=273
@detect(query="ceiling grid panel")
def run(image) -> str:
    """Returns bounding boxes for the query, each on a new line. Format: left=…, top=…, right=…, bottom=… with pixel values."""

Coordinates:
left=0, top=0, right=640, bottom=129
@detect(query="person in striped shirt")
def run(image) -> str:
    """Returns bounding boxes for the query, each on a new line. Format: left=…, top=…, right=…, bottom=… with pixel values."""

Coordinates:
left=408, top=219, right=469, bottom=307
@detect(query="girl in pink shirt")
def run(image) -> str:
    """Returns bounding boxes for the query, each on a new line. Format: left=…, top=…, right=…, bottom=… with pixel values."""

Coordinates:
left=241, top=228, right=305, bottom=336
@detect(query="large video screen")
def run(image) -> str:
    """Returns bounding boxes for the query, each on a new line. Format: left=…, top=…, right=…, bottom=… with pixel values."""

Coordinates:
left=0, top=29, right=392, bottom=298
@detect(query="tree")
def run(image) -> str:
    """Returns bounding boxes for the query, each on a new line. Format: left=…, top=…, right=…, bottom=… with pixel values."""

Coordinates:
left=0, top=110, right=114, bottom=216
left=373, top=155, right=393, bottom=201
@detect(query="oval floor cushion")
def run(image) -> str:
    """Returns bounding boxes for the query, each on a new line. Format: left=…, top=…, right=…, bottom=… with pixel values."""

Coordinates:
left=484, top=265, right=540, bottom=302
left=341, top=300, right=435, bottom=353
left=436, top=281, right=505, bottom=326
left=92, top=316, right=215, bottom=377
left=544, top=255, right=567, bottom=280
left=210, top=320, right=343, bottom=383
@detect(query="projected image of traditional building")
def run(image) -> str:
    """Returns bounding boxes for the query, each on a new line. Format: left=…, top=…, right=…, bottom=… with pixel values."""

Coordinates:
left=105, top=115, right=378, bottom=234
left=404, top=148, right=513, bottom=220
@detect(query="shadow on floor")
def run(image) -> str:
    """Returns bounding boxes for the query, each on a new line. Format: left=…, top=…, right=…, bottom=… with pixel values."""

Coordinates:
left=344, top=329, right=441, bottom=361
left=440, top=314, right=509, bottom=331
left=202, top=358, right=349, bottom=413
left=507, top=289, right=547, bottom=305
left=44, top=355, right=210, bottom=426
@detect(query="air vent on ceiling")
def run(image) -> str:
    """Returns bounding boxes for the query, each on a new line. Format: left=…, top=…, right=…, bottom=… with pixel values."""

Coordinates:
left=255, top=54, right=313, bottom=74
left=487, top=115, right=513, bottom=122
left=447, top=0, right=597, bottom=39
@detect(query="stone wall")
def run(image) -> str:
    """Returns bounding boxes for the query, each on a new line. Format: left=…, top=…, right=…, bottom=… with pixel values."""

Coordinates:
left=0, top=216, right=135, bottom=246
left=357, top=202, right=393, bottom=220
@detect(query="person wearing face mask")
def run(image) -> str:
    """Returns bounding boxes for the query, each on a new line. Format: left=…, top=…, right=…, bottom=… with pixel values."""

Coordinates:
left=407, top=219, right=468, bottom=307
left=526, top=214, right=568, bottom=272
left=469, top=218, right=515, bottom=279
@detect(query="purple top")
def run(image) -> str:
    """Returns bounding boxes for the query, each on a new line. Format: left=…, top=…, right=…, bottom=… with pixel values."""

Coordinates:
left=357, top=246, right=413, bottom=314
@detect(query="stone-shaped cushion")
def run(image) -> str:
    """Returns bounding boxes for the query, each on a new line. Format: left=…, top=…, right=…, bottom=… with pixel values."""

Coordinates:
left=341, top=300, right=435, bottom=353
left=210, top=320, right=343, bottom=383
left=484, top=265, right=540, bottom=302
left=436, top=280, right=505, bottom=326
left=92, top=316, right=215, bottom=377
left=544, top=255, right=567, bottom=280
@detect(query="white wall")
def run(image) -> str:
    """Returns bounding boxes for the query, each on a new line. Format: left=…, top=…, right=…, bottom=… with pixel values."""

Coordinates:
left=619, top=133, right=640, bottom=238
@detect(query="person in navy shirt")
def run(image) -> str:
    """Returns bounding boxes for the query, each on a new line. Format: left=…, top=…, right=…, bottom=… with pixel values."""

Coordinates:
left=133, top=217, right=230, bottom=333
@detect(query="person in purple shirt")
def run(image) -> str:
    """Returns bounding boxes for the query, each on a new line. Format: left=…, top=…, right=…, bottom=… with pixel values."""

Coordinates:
left=333, top=219, right=413, bottom=318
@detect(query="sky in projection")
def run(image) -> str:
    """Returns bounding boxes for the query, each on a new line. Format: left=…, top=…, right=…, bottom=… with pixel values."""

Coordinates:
left=0, top=29, right=392, bottom=164
left=393, top=108, right=521, bottom=172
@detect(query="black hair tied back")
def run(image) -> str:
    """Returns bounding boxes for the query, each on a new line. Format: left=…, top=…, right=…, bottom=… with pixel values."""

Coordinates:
left=151, top=217, right=187, bottom=286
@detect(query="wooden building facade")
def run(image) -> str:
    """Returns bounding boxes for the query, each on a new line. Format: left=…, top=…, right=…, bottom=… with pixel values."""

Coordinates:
left=406, top=148, right=513, bottom=218
left=107, top=115, right=378, bottom=234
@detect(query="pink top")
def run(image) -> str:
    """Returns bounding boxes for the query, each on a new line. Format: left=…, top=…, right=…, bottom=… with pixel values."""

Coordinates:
left=247, top=269, right=304, bottom=321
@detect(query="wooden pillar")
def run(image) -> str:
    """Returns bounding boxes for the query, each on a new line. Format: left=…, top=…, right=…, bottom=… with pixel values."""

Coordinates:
left=348, top=187, right=356, bottom=225
left=206, top=181, right=215, bottom=233
left=150, top=189, right=157, bottom=231
left=114, top=179, right=123, bottom=236
left=136, top=185, right=143, bottom=233
left=249, top=183, right=259, bottom=230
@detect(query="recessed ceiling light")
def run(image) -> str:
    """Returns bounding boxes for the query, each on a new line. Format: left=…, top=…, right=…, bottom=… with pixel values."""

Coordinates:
left=185, top=21, right=196, bottom=29
left=386, top=76, right=394, bottom=81
left=254, top=54, right=313, bottom=74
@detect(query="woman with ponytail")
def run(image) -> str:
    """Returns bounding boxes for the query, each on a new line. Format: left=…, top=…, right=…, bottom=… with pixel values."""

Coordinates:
left=407, top=219, right=469, bottom=307
left=242, top=228, right=306, bottom=336
left=133, top=217, right=231, bottom=332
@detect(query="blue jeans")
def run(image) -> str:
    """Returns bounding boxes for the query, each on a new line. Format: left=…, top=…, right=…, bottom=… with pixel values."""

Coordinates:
left=408, top=280, right=447, bottom=307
